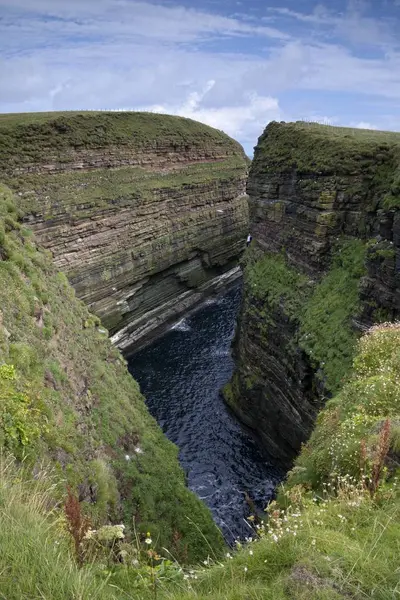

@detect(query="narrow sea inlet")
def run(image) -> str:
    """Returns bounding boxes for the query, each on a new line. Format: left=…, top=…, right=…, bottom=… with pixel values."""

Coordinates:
left=128, top=285, right=283, bottom=542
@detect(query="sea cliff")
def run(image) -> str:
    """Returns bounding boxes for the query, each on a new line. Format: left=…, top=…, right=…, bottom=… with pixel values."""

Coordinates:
left=225, top=122, right=400, bottom=464
left=0, top=111, right=249, bottom=351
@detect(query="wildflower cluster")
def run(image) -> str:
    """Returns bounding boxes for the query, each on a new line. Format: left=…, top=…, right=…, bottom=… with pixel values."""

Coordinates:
left=256, top=500, right=306, bottom=544
left=291, top=323, right=400, bottom=490
left=84, top=524, right=125, bottom=542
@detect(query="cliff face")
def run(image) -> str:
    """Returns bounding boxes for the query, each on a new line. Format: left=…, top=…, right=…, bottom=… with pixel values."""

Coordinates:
left=225, top=122, right=400, bottom=465
left=0, top=111, right=248, bottom=351
left=0, top=183, right=224, bottom=562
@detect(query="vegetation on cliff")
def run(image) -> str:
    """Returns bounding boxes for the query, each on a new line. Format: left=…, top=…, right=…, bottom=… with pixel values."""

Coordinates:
left=227, top=121, right=400, bottom=465
left=226, top=236, right=367, bottom=401
left=298, top=239, right=367, bottom=392
left=8, top=158, right=245, bottom=220
left=0, top=111, right=249, bottom=345
left=0, top=111, right=244, bottom=174
left=252, top=121, right=400, bottom=186
left=289, top=322, right=400, bottom=489
left=0, top=183, right=224, bottom=563
left=1, top=324, right=398, bottom=599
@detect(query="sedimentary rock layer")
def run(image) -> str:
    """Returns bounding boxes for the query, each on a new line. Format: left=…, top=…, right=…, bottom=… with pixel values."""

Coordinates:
left=225, top=122, right=400, bottom=465
left=0, top=111, right=249, bottom=349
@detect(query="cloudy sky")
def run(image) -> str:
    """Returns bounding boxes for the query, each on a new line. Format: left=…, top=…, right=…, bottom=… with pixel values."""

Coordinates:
left=1, top=0, right=400, bottom=154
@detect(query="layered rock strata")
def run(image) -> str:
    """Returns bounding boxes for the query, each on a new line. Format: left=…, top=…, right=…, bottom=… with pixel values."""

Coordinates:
left=0, top=111, right=249, bottom=350
left=225, top=122, right=400, bottom=465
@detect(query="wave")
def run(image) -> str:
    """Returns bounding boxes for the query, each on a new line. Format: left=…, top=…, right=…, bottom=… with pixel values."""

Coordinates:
left=211, top=349, right=230, bottom=357
left=203, top=297, right=218, bottom=307
left=171, top=318, right=192, bottom=332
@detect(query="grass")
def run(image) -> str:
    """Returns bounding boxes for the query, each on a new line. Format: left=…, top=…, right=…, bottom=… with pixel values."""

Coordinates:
left=0, top=455, right=117, bottom=600
left=290, top=322, right=400, bottom=489
left=383, top=164, right=400, bottom=208
left=0, top=456, right=117, bottom=600
left=1, top=320, right=399, bottom=599
left=0, top=183, right=224, bottom=563
left=241, top=238, right=367, bottom=392
left=244, top=246, right=310, bottom=319
left=253, top=120, right=400, bottom=176
left=0, top=111, right=245, bottom=175
left=298, top=239, right=366, bottom=392
left=6, top=156, right=246, bottom=219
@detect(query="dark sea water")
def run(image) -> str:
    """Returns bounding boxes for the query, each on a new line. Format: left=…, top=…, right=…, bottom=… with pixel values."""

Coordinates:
left=128, top=284, right=283, bottom=543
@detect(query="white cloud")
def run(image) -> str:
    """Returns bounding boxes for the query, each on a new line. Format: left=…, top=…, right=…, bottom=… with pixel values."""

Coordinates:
left=0, top=0, right=289, bottom=46
left=143, top=80, right=281, bottom=144
left=351, top=121, right=378, bottom=129
left=0, top=0, right=399, bottom=150
left=268, top=1, right=399, bottom=49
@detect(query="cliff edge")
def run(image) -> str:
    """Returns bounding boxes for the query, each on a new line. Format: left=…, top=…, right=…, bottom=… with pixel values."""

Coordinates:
left=0, top=111, right=249, bottom=351
left=225, top=122, right=400, bottom=464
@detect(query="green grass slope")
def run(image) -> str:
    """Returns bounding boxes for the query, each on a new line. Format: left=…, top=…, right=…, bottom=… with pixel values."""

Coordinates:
left=0, top=456, right=116, bottom=600
left=240, top=238, right=367, bottom=394
left=252, top=121, right=400, bottom=208
left=0, top=110, right=245, bottom=175
left=0, top=183, right=224, bottom=563
left=1, top=323, right=398, bottom=600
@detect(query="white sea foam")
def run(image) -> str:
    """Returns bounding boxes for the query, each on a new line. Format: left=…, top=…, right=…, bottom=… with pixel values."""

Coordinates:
left=171, top=318, right=191, bottom=332
left=203, top=298, right=217, bottom=306
left=211, top=349, right=230, bottom=357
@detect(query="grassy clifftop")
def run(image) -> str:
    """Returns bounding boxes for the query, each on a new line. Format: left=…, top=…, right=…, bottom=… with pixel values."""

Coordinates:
left=252, top=121, right=400, bottom=208
left=253, top=121, right=400, bottom=172
left=0, top=183, right=224, bottom=563
left=0, top=111, right=245, bottom=174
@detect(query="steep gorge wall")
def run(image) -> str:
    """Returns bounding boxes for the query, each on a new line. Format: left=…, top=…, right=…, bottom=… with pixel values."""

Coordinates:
left=225, top=122, right=400, bottom=465
left=0, top=184, right=224, bottom=562
left=0, top=111, right=249, bottom=351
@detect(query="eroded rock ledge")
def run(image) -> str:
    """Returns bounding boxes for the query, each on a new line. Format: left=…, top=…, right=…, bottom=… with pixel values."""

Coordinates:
left=0, top=111, right=249, bottom=350
left=225, top=122, right=400, bottom=465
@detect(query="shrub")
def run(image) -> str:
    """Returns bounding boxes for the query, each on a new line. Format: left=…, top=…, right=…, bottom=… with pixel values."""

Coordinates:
left=0, top=364, right=47, bottom=459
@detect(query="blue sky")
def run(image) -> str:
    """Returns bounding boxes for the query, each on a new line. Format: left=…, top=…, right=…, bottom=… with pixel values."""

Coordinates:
left=1, top=0, right=400, bottom=154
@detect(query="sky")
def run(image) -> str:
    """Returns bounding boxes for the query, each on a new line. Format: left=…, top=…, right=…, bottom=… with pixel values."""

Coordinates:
left=1, top=0, right=400, bottom=155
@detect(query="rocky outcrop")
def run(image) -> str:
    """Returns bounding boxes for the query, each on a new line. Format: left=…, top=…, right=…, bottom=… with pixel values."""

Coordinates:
left=225, top=122, right=400, bottom=465
left=0, top=111, right=249, bottom=351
